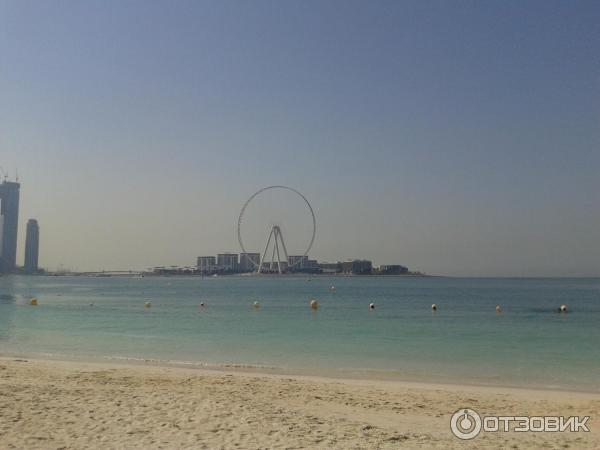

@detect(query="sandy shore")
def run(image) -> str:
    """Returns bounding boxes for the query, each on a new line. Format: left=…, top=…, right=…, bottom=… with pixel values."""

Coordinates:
left=0, top=358, right=598, bottom=449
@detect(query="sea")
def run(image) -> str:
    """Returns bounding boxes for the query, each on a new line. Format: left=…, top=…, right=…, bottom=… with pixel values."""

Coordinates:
left=1, top=275, right=598, bottom=392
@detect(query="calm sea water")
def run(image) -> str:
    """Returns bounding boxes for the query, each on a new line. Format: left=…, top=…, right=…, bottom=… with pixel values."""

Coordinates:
left=1, top=275, right=599, bottom=391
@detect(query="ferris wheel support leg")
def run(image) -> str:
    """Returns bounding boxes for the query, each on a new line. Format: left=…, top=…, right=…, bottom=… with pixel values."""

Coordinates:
left=270, top=237, right=277, bottom=271
left=259, top=227, right=274, bottom=274
left=277, top=227, right=290, bottom=267
left=274, top=229, right=283, bottom=274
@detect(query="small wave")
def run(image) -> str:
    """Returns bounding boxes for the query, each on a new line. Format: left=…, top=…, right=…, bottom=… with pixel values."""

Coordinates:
left=105, top=355, right=280, bottom=370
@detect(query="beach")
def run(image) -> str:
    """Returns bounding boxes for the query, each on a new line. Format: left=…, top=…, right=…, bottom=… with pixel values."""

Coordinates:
left=1, top=357, right=598, bottom=449
left=2, top=276, right=600, bottom=448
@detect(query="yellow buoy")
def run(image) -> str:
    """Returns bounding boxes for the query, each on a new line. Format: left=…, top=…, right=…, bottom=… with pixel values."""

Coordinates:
left=431, top=303, right=437, bottom=311
left=144, top=301, right=152, bottom=308
left=29, top=298, right=38, bottom=306
left=310, top=299, right=319, bottom=310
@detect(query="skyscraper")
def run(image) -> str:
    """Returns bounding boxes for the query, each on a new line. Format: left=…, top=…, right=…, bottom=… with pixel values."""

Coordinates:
left=24, top=219, right=39, bottom=274
left=0, top=180, right=20, bottom=273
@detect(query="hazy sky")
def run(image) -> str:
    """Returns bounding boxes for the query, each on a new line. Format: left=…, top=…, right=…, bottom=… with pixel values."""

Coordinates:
left=1, top=0, right=599, bottom=276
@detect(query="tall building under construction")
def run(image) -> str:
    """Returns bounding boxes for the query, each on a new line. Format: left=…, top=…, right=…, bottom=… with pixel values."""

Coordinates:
left=0, top=180, right=20, bottom=273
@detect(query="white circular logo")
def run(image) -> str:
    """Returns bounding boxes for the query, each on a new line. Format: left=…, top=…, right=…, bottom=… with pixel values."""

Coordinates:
left=450, top=408, right=482, bottom=440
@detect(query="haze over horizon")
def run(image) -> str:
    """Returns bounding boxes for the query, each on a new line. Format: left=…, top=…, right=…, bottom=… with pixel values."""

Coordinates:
left=1, top=1, right=599, bottom=277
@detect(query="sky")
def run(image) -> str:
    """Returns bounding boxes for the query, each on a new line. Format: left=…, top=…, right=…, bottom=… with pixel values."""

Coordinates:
left=1, top=0, right=599, bottom=276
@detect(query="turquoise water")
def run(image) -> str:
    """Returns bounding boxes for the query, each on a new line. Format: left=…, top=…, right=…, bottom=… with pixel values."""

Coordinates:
left=1, top=275, right=599, bottom=391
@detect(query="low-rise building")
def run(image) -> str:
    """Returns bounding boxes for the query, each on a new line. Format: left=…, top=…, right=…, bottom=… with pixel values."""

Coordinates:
left=288, top=255, right=308, bottom=270
left=217, top=253, right=239, bottom=272
left=306, top=259, right=319, bottom=270
left=378, top=264, right=408, bottom=275
left=341, top=259, right=372, bottom=275
left=259, top=260, right=288, bottom=273
left=197, top=256, right=216, bottom=272
left=239, top=252, right=260, bottom=272
left=319, top=262, right=342, bottom=274
left=153, top=266, right=196, bottom=275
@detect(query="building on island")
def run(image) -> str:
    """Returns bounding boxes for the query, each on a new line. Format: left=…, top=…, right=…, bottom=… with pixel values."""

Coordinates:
left=306, top=259, right=319, bottom=270
left=217, top=253, right=239, bottom=272
left=152, top=266, right=196, bottom=275
left=341, top=259, right=373, bottom=275
left=193, top=251, right=407, bottom=277
left=378, top=264, right=408, bottom=275
left=197, top=256, right=216, bottom=272
left=260, top=260, right=288, bottom=273
left=288, top=255, right=308, bottom=270
left=319, top=262, right=342, bottom=274
left=239, top=252, right=260, bottom=272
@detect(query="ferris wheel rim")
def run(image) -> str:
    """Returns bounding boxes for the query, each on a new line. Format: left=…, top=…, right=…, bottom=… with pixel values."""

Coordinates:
left=237, top=185, right=316, bottom=268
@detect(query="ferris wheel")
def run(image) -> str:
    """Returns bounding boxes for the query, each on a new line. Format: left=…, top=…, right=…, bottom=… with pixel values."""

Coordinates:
left=237, top=186, right=316, bottom=274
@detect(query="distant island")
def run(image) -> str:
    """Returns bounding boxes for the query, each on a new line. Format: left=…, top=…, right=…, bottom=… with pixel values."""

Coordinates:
left=39, top=256, right=428, bottom=277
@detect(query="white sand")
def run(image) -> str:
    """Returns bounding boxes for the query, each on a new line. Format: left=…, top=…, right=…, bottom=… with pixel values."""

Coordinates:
left=0, top=357, right=598, bottom=449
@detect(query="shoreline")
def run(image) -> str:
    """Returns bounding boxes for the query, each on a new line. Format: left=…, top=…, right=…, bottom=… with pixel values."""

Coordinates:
left=1, top=356, right=599, bottom=449
left=9, top=272, right=600, bottom=279
left=1, top=353, right=598, bottom=397
left=21, top=272, right=436, bottom=278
